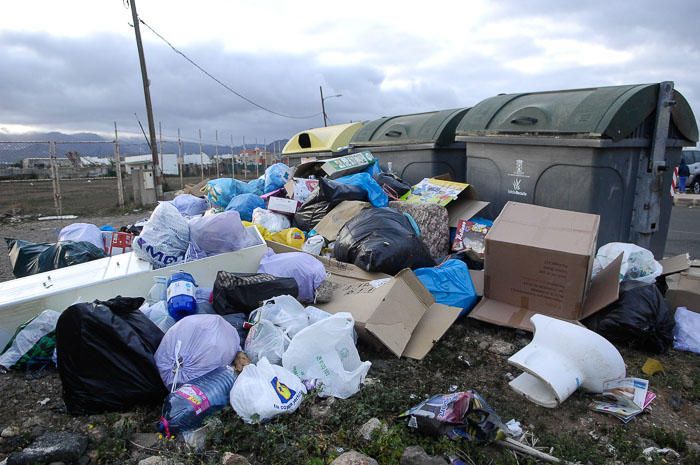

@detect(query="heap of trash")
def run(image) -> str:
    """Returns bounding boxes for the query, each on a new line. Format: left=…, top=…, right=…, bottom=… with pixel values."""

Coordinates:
left=1, top=151, right=699, bottom=463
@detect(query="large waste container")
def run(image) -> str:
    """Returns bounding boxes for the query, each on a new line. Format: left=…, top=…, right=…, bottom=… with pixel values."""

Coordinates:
left=455, top=82, right=698, bottom=258
left=282, top=122, right=364, bottom=166
left=348, top=108, right=470, bottom=185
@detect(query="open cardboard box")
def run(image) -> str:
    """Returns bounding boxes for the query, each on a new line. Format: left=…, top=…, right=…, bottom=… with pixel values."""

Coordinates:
left=265, top=240, right=461, bottom=359
left=469, top=202, right=623, bottom=331
left=400, top=178, right=490, bottom=227
left=661, top=253, right=700, bottom=312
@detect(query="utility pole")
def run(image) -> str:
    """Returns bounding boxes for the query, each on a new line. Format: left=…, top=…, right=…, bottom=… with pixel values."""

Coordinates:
left=320, top=86, right=327, bottom=127
left=114, top=122, right=125, bottom=208
left=198, top=129, right=204, bottom=181
left=177, top=128, right=184, bottom=189
left=215, top=129, right=220, bottom=178
left=158, top=120, right=164, bottom=178
left=230, top=134, right=235, bottom=179
left=128, top=0, right=162, bottom=199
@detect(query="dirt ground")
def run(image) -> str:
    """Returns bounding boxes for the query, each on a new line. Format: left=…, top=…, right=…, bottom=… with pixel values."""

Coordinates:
left=0, top=209, right=699, bottom=464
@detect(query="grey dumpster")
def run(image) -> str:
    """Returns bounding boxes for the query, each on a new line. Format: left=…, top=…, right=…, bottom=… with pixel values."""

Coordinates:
left=455, top=82, right=698, bottom=258
left=349, top=108, right=470, bottom=185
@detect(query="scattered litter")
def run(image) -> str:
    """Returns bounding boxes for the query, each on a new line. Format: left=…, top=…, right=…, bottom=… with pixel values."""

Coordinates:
left=37, top=397, right=50, bottom=406
left=589, top=377, right=656, bottom=423
left=38, top=215, right=78, bottom=221
left=641, top=358, right=665, bottom=376
left=642, top=447, right=680, bottom=458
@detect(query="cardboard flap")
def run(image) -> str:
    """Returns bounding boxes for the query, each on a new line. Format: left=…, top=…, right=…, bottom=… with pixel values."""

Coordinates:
left=580, top=254, right=623, bottom=319
left=659, top=253, right=690, bottom=276
left=469, top=269, right=484, bottom=296
left=447, top=200, right=490, bottom=228
left=402, top=303, right=461, bottom=360
left=315, top=201, right=370, bottom=241
left=468, top=298, right=538, bottom=332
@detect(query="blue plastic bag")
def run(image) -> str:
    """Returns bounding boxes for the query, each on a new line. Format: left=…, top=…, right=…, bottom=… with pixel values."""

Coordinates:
left=225, top=193, right=265, bottom=222
left=364, top=160, right=382, bottom=177
left=334, top=172, right=388, bottom=208
left=248, top=178, right=265, bottom=195
left=415, top=259, right=477, bottom=317
left=264, top=163, right=291, bottom=194
left=205, top=178, right=254, bottom=208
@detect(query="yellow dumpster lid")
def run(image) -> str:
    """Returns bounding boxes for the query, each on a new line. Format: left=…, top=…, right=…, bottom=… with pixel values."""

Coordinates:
left=282, top=122, right=364, bottom=155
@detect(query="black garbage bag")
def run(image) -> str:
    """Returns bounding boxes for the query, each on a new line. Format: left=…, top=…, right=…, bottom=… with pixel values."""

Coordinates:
left=293, top=189, right=332, bottom=232
left=334, top=207, right=435, bottom=275
left=56, top=296, right=166, bottom=414
left=374, top=172, right=412, bottom=198
left=583, top=282, right=675, bottom=354
left=212, top=271, right=299, bottom=315
left=319, top=177, right=368, bottom=206
left=6, top=238, right=106, bottom=278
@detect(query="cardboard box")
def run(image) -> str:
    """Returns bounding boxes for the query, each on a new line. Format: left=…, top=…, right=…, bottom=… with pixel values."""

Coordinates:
left=469, top=202, right=622, bottom=331
left=401, top=178, right=489, bottom=227
left=267, top=196, right=298, bottom=215
left=293, top=152, right=375, bottom=180
left=663, top=255, right=700, bottom=311
left=314, top=200, right=370, bottom=241
left=318, top=269, right=461, bottom=359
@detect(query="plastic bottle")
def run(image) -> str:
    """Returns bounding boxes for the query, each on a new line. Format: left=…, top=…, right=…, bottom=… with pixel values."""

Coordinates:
left=159, top=365, right=237, bottom=436
left=147, top=276, right=167, bottom=304
left=166, top=272, right=198, bottom=320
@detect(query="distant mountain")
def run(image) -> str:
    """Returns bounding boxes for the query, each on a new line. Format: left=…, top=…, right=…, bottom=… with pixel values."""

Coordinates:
left=0, top=131, right=288, bottom=162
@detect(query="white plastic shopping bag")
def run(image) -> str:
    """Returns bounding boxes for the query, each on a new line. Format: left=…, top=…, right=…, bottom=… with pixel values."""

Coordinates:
left=282, top=312, right=371, bottom=399
left=244, top=319, right=290, bottom=365
left=592, top=242, right=662, bottom=284
left=251, top=295, right=309, bottom=338
left=230, top=357, right=306, bottom=423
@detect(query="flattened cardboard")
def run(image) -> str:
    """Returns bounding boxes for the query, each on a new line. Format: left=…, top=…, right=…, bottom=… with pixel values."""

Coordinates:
left=659, top=253, right=691, bottom=276
left=320, top=151, right=375, bottom=179
left=314, top=201, right=370, bottom=241
left=267, top=196, right=298, bottom=215
left=665, top=267, right=700, bottom=311
left=317, top=268, right=460, bottom=359
left=402, top=303, right=461, bottom=359
left=400, top=178, right=489, bottom=227
left=469, top=269, right=484, bottom=296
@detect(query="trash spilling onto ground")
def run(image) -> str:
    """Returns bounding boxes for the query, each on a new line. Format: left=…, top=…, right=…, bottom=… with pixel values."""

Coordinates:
left=0, top=148, right=699, bottom=465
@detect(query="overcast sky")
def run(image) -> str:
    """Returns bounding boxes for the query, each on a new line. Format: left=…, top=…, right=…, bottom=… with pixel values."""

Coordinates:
left=0, top=0, right=698, bottom=146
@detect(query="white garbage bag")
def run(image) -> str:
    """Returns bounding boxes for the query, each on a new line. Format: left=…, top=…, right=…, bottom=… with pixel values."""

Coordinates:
left=0, top=309, right=60, bottom=370
left=302, top=235, right=325, bottom=256
left=134, top=202, right=190, bottom=268
left=252, top=208, right=291, bottom=233
left=592, top=242, right=663, bottom=284
left=139, top=301, right=176, bottom=333
left=282, top=312, right=371, bottom=399
left=252, top=295, right=308, bottom=338
left=673, top=307, right=700, bottom=354
left=244, top=319, right=290, bottom=365
left=230, top=357, right=306, bottom=423
left=58, top=223, right=105, bottom=251
left=305, top=306, right=332, bottom=325
left=155, top=314, right=240, bottom=389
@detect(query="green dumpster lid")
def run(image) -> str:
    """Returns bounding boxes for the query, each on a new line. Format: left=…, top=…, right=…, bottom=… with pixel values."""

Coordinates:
left=456, top=84, right=698, bottom=143
left=350, top=107, right=470, bottom=147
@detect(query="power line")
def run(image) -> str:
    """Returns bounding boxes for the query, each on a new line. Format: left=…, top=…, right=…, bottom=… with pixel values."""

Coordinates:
left=138, top=17, right=323, bottom=120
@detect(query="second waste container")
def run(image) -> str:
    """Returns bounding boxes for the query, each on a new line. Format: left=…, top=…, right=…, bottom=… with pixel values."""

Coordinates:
left=348, top=108, right=470, bottom=185
left=282, top=122, right=364, bottom=167
left=455, top=82, right=698, bottom=257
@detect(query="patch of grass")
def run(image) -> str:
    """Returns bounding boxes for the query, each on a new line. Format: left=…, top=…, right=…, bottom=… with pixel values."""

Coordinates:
left=645, top=426, right=687, bottom=453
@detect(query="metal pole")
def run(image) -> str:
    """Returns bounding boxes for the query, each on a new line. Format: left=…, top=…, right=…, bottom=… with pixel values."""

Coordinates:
left=231, top=134, right=236, bottom=179
left=158, top=120, right=164, bottom=174
left=49, top=141, right=63, bottom=216
left=177, top=128, right=184, bottom=189
left=114, top=122, right=125, bottom=208
left=128, top=0, right=162, bottom=199
left=320, top=86, right=327, bottom=127
left=198, top=129, right=204, bottom=181
left=215, top=129, right=220, bottom=178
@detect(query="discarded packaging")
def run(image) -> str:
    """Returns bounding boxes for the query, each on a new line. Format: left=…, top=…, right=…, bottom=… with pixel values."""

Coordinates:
left=589, top=377, right=656, bottom=423
left=508, top=314, right=626, bottom=408
left=593, top=242, right=663, bottom=284
left=401, top=391, right=505, bottom=442
left=401, top=178, right=489, bottom=227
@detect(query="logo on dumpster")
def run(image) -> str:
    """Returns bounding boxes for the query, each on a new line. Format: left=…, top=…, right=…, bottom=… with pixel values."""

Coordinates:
left=515, top=160, right=524, bottom=176
left=507, top=178, right=527, bottom=197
